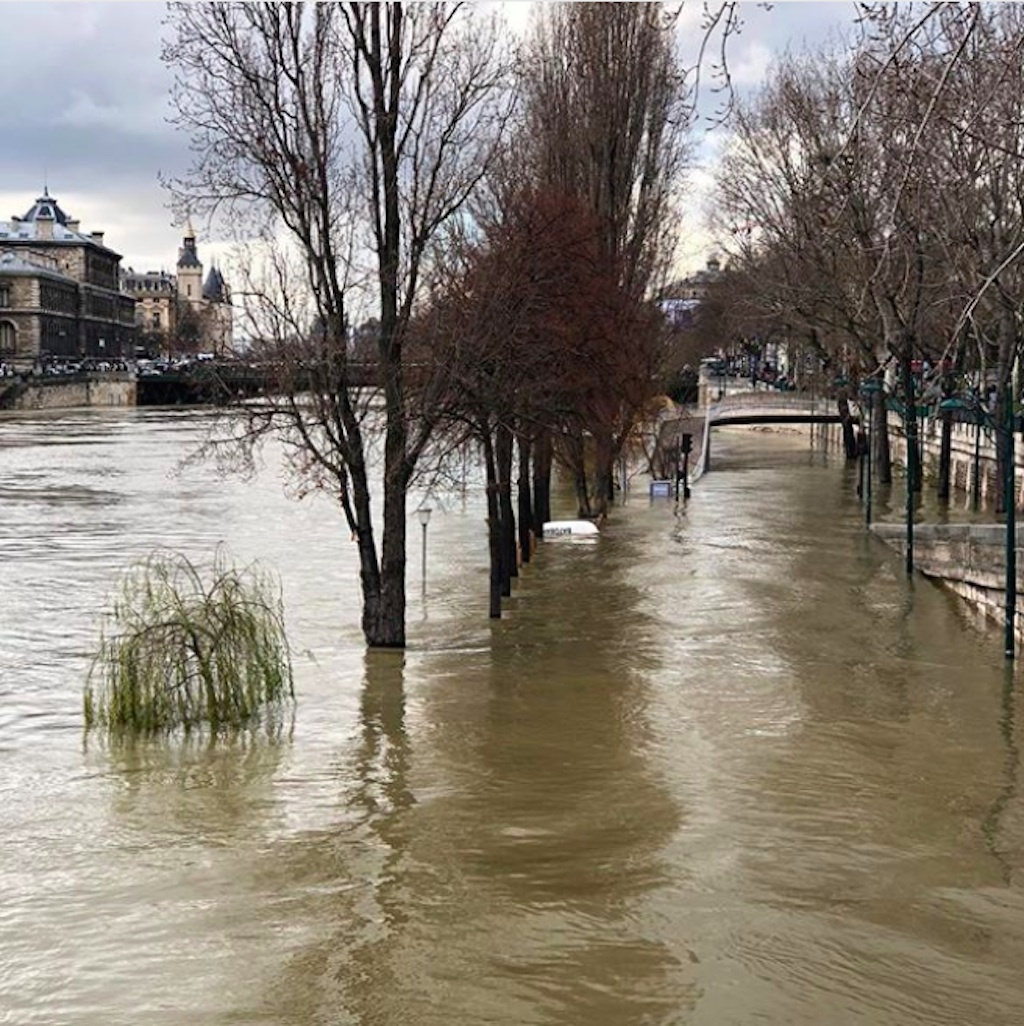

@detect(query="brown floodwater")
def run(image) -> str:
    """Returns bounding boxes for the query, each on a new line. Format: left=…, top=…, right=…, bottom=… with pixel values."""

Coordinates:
left=1, top=409, right=1022, bottom=1025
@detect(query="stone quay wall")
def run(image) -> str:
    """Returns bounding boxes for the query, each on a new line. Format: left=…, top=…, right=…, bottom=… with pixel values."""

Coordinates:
left=3, top=374, right=136, bottom=411
left=871, top=522, right=1024, bottom=639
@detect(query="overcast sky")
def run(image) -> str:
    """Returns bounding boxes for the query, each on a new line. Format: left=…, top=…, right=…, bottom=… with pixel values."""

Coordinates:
left=0, top=1, right=865, bottom=276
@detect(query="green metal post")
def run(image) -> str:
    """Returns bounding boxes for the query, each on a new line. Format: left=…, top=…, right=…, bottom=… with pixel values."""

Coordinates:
left=1006, top=383, right=1016, bottom=661
left=973, top=418, right=981, bottom=511
left=866, top=392, right=874, bottom=526
left=905, top=373, right=915, bottom=577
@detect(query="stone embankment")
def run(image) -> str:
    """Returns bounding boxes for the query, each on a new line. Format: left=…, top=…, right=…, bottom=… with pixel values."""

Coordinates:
left=0, top=374, right=136, bottom=411
left=871, top=523, right=1023, bottom=639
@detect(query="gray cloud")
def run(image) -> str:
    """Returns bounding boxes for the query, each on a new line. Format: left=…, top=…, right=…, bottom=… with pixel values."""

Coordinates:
left=0, top=2, right=186, bottom=268
left=0, top=1, right=869, bottom=274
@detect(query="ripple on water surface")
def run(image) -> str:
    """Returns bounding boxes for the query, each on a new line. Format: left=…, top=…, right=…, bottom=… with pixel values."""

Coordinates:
left=2, top=416, right=1024, bottom=1024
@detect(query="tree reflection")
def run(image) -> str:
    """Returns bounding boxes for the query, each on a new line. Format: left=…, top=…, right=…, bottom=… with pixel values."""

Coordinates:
left=89, top=716, right=293, bottom=840
left=982, top=665, right=1021, bottom=885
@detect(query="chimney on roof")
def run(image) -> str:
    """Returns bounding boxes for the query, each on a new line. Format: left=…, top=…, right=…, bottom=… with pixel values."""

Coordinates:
left=67, top=220, right=80, bottom=233
left=37, top=212, right=54, bottom=241
left=90, top=230, right=105, bottom=246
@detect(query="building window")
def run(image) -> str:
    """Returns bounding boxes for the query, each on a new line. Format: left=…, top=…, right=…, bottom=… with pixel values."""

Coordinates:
left=187, top=284, right=192, bottom=297
left=0, top=284, right=9, bottom=307
left=0, top=320, right=16, bottom=354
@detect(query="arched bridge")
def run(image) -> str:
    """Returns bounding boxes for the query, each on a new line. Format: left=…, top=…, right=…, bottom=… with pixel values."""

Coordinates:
left=658, top=390, right=846, bottom=487
left=708, top=392, right=844, bottom=428
left=700, top=391, right=844, bottom=475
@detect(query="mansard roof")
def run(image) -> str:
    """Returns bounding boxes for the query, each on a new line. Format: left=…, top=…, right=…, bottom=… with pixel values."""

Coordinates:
left=0, top=190, right=120, bottom=256
left=21, top=189, right=72, bottom=225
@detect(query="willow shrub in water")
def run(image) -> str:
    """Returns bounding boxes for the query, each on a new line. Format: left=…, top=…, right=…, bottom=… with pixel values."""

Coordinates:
left=84, top=550, right=293, bottom=733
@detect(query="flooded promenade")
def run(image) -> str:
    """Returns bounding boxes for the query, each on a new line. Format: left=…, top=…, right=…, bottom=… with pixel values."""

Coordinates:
left=1, top=409, right=1022, bottom=1024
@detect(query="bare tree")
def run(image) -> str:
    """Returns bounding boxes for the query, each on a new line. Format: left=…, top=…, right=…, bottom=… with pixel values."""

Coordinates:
left=163, top=3, right=513, bottom=647
left=519, top=2, right=691, bottom=516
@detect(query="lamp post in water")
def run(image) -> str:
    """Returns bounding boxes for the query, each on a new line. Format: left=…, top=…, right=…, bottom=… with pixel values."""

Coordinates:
left=417, top=504, right=432, bottom=592
left=1003, top=383, right=1016, bottom=661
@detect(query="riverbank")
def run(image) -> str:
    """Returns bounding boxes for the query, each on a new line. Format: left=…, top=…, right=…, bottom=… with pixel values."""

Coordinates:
left=871, top=521, right=1024, bottom=642
left=0, top=372, right=135, bottom=411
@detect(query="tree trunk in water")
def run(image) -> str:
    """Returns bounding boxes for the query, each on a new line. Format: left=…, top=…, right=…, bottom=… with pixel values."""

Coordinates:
left=496, top=422, right=516, bottom=596
left=574, top=467, right=591, bottom=518
left=996, top=390, right=1011, bottom=515
left=482, top=427, right=503, bottom=619
left=901, top=356, right=919, bottom=495
left=370, top=452, right=408, bottom=648
left=532, top=429, right=553, bottom=538
left=368, top=8, right=407, bottom=650
left=561, top=429, right=590, bottom=517
left=874, top=392, right=892, bottom=485
left=837, top=395, right=858, bottom=459
left=517, top=434, right=533, bottom=565
left=592, top=429, right=614, bottom=517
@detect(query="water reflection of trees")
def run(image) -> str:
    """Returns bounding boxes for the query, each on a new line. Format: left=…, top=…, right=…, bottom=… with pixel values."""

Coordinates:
left=373, top=545, right=688, bottom=1022
left=982, top=667, right=1021, bottom=886
left=706, top=443, right=1024, bottom=1021
left=261, top=543, right=698, bottom=1024
left=89, top=717, right=293, bottom=840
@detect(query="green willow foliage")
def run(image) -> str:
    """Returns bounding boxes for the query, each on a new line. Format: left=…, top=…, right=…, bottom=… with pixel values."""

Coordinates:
left=84, top=550, right=293, bottom=733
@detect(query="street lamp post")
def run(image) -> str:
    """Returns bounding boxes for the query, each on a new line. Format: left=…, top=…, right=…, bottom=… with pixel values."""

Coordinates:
left=1003, top=383, right=1016, bottom=660
left=417, top=505, right=432, bottom=591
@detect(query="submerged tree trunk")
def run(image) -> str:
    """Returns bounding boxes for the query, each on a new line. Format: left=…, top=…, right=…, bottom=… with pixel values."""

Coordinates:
left=496, top=422, right=516, bottom=596
left=937, top=409, right=952, bottom=501
left=837, top=395, right=858, bottom=459
left=482, top=426, right=503, bottom=619
left=561, top=429, right=591, bottom=517
left=517, top=434, right=534, bottom=565
left=874, top=390, right=893, bottom=485
left=592, top=428, right=615, bottom=517
left=533, top=429, right=553, bottom=538
left=901, top=355, right=920, bottom=495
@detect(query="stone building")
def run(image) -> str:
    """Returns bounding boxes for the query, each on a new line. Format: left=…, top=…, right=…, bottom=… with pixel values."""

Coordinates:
left=121, top=268, right=177, bottom=345
left=120, top=223, right=233, bottom=356
left=0, top=190, right=136, bottom=366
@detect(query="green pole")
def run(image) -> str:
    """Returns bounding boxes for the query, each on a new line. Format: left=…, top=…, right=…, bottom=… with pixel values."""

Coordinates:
left=1006, top=383, right=1016, bottom=661
left=905, top=372, right=915, bottom=577
left=973, top=418, right=981, bottom=512
left=866, top=392, right=873, bottom=527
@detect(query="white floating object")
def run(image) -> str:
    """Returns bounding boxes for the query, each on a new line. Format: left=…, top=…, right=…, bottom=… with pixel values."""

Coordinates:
left=542, top=519, right=600, bottom=538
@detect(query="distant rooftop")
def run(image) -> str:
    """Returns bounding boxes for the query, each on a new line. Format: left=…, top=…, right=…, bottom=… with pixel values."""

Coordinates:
left=0, top=189, right=119, bottom=255
left=21, top=188, right=72, bottom=226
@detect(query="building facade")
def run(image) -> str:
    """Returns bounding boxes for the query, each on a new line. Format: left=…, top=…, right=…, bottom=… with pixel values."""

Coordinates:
left=0, top=191, right=136, bottom=366
left=120, top=224, right=233, bottom=356
left=121, top=268, right=177, bottom=343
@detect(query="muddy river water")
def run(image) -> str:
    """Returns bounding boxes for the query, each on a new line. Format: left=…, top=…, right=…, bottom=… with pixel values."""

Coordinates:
left=1, top=409, right=1022, bottom=1024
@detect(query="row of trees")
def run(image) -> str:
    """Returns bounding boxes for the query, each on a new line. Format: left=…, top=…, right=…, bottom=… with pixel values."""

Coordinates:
left=163, top=2, right=693, bottom=647
left=709, top=3, right=1024, bottom=506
